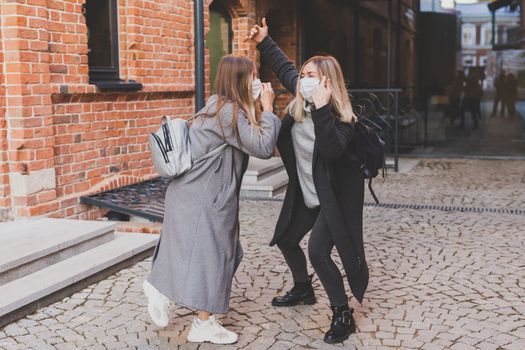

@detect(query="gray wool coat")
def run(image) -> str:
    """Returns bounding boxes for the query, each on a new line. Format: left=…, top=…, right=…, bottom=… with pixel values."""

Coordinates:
left=147, top=95, right=281, bottom=314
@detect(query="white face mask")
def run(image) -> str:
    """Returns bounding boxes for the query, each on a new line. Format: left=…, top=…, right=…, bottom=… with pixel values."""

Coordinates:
left=299, top=77, right=320, bottom=103
left=251, top=78, right=262, bottom=100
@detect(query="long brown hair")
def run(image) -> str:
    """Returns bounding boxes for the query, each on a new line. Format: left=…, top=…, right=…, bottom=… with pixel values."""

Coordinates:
left=197, top=55, right=260, bottom=145
left=288, top=55, right=357, bottom=124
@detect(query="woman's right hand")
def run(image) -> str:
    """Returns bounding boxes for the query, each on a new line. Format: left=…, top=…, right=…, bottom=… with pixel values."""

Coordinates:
left=260, top=82, right=275, bottom=112
left=249, top=18, right=269, bottom=44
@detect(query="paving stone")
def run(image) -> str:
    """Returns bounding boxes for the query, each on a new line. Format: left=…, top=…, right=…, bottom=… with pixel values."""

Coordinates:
left=1, top=159, right=524, bottom=349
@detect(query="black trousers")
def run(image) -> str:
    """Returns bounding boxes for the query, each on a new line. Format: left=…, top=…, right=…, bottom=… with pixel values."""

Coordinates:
left=492, top=94, right=506, bottom=115
left=460, top=98, right=480, bottom=128
left=277, top=210, right=348, bottom=306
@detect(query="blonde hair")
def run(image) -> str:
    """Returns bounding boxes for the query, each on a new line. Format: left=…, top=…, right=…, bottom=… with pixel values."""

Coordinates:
left=198, top=55, right=260, bottom=145
left=287, top=55, right=357, bottom=124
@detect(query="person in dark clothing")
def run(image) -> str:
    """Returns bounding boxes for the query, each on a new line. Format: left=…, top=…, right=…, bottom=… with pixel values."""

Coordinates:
left=460, top=74, right=481, bottom=129
left=473, top=77, right=484, bottom=122
left=504, top=73, right=518, bottom=119
left=492, top=70, right=506, bottom=117
left=447, top=71, right=465, bottom=125
left=250, top=18, right=368, bottom=344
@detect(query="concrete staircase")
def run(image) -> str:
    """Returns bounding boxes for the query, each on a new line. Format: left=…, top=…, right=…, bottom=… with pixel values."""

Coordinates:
left=239, top=156, right=401, bottom=198
left=241, top=157, right=288, bottom=198
left=0, top=218, right=157, bottom=326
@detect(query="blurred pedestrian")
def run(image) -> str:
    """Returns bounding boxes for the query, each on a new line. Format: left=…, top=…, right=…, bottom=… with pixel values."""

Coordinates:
left=447, top=71, right=465, bottom=125
left=492, top=70, right=506, bottom=117
left=460, top=74, right=481, bottom=129
left=504, top=73, right=518, bottom=119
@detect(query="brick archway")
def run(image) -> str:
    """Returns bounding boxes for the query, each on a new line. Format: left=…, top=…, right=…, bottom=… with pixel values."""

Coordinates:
left=207, top=0, right=251, bottom=17
left=206, top=0, right=256, bottom=58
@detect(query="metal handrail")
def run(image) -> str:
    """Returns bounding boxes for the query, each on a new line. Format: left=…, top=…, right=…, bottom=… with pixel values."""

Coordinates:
left=271, top=87, right=403, bottom=171
left=349, top=89, right=401, bottom=171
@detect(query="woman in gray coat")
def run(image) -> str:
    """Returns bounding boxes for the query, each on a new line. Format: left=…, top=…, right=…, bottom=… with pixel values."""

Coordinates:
left=143, top=55, right=281, bottom=344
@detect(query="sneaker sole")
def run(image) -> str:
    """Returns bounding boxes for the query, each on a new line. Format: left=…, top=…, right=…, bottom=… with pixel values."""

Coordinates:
left=271, top=296, right=317, bottom=307
left=187, top=334, right=238, bottom=345
left=147, top=303, right=169, bottom=328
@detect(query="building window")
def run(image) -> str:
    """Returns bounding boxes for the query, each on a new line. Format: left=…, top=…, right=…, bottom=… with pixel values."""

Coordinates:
left=462, top=55, right=476, bottom=67
left=481, top=23, right=492, bottom=46
left=461, top=24, right=476, bottom=48
left=82, top=0, right=141, bottom=90
left=84, top=0, right=119, bottom=82
left=206, top=2, right=233, bottom=93
left=479, top=56, right=487, bottom=66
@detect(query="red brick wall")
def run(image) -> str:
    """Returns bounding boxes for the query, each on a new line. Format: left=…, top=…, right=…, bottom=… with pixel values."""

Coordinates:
left=0, top=0, right=261, bottom=221
left=0, top=1, right=57, bottom=219
left=43, top=0, right=197, bottom=220
left=0, top=10, right=10, bottom=221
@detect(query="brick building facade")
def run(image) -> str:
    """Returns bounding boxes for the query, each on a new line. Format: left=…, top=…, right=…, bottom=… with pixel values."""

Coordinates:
left=0, top=0, right=418, bottom=222
left=0, top=0, right=257, bottom=222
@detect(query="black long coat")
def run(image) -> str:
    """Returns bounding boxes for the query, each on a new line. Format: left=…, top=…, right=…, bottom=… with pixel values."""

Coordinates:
left=257, top=36, right=369, bottom=303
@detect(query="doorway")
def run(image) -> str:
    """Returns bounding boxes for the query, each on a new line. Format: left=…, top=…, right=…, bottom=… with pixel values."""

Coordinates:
left=207, top=1, right=233, bottom=93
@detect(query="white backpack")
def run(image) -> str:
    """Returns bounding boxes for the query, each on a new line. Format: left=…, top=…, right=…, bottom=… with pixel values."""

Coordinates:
left=148, top=116, right=227, bottom=178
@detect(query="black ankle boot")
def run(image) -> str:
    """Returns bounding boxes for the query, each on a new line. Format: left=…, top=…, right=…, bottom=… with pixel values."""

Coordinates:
left=323, top=305, right=356, bottom=344
left=271, top=275, right=316, bottom=307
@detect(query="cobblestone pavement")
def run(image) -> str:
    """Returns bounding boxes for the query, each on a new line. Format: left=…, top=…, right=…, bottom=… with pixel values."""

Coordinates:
left=1, top=159, right=525, bottom=350
left=367, top=158, right=525, bottom=209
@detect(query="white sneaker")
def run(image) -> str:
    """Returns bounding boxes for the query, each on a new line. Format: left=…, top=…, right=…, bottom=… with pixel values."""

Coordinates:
left=142, top=279, right=170, bottom=328
left=187, top=315, right=238, bottom=344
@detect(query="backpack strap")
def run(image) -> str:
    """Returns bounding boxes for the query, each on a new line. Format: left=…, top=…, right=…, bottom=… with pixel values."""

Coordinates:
left=193, top=143, right=229, bottom=166
left=368, top=178, right=380, bottom=204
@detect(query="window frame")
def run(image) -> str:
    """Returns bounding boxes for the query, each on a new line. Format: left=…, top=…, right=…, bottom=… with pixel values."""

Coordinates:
left=84, top=0, right=120, bottom=82
left=461, top=23, right=477, bottom=48
left=207, top=1, right=233, bottom=93
left=82, top=0, right=141, bottom=90
left=462, top=55, right=476, bottom=67
left=480, top=23, right=492, bottom=47
left=479, top=56, right=487, bottom=66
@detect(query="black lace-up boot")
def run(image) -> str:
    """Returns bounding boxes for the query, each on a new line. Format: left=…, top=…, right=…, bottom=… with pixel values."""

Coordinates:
left=271, top=275, right=316, bottom=307
left=323, top=305, right=356, bottom=344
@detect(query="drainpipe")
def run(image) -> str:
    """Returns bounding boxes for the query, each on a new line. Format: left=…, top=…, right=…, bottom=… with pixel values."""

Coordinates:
left=387, top=0, right=392, bottom=91
left=194, top=0, right=205, bottom=112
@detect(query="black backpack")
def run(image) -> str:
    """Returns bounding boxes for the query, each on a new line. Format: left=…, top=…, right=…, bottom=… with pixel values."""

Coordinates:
left=351, top=120, right=386, bottom=204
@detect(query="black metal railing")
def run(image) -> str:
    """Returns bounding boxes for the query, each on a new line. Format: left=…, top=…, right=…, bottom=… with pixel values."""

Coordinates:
left=350, top=88, right=424, bottom=172
left=275, top=87, right=425, bottom=172
left=494, top=26, right=524, bottom=50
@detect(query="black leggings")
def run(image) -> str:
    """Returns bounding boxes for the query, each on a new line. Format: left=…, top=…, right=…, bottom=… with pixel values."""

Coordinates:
left=277, top=211, right=348, bottom=306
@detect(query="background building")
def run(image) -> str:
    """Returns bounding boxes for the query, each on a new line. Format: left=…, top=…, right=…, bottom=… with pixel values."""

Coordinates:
left=457, top=2, right=521, bottom=88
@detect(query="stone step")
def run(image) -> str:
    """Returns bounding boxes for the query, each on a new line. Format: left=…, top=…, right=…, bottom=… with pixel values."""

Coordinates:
left=243, top=157, right=285, bottom=184
left=241, top=170, right=288, bottom=198
left=0, top=219, right=116, bottom=285
left=0, top=232, right=158, bottom=319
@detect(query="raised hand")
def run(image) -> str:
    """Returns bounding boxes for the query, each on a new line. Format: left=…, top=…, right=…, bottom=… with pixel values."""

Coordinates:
left=249, top=17, right=269, bottom=44
left=260, top=82, right=275, bottom=113
left=311, top=76, right=332, bottom=109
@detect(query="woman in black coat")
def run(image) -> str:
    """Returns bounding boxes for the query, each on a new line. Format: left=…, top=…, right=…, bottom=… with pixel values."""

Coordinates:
left=250, top=19, right=369, bottom=344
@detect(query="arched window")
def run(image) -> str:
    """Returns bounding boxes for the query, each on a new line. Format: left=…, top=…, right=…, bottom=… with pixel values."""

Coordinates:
left=207, top=2, right=233, bottom=93
left=461, top=23, right=477, bottom=48
left=480, top=23, right=492, bottom=47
